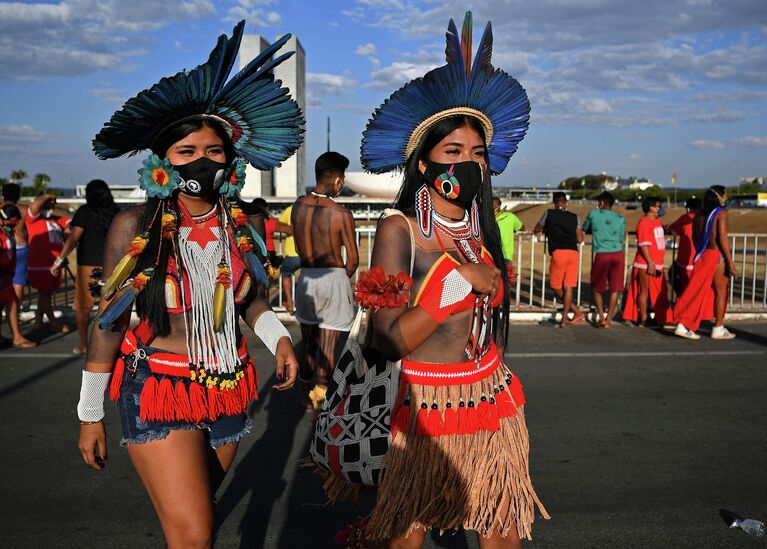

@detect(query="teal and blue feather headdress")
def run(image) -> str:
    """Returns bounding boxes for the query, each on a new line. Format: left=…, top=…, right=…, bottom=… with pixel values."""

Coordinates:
left=93, top=20, right=303, bottom=171
left=361, top=12, right=530, bottom=175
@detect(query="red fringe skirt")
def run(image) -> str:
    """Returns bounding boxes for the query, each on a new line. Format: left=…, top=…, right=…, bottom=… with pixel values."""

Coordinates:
left=366, top=344, right=549, bottom=541
left=108, top=328, right=258, bottom=423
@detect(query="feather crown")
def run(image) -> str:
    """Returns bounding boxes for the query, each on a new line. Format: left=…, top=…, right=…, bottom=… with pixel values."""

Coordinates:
left=361, top=12, right=530, bottom=175
left=93, top=21, right=304, bottom=171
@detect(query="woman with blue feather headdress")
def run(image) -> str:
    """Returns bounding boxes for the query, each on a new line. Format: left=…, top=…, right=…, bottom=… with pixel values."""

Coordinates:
left=75, top=21, right=303, bottom=546
left=326, top=12, right=549, bottom=548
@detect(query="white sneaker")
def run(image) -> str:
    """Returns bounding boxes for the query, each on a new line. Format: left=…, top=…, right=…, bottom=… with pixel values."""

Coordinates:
left=675, top=323, right=700, bottom=340
left=711, top=326, right=736, bottom=340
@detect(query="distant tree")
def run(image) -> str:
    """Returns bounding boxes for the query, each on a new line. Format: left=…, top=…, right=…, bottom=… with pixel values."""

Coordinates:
left=31, top=173, right=51, bottom=195
left=9, top=169, right=27, bottom=184
left=0, top=177, right=8, bottom=187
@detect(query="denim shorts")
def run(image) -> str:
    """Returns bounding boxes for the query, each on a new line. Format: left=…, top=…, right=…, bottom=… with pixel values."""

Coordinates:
left=280, top=255, right=301, bottom=277
left=116, top=343, right=251, bottom=448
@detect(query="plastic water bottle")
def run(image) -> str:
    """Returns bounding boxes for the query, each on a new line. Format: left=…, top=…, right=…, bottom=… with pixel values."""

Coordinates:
left=719, top=509, right=766, bottom=537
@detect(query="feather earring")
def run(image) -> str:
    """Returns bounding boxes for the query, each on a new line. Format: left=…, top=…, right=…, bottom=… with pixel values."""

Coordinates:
left=415, top=184, right=434, bottom=239
left=97, top=268, right=154, bottom=330
left=101, top=232, right=149, bottom=300
left=213, top=262, right=231, bottom=333
left=470, top=197, right=481, bottom=240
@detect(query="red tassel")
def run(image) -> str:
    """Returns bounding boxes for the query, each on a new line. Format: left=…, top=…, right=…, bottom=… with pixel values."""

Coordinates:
left=208, top=386, right=221, bottom=420
left=139, top=375, right=158, bottom=422
left=509, top=375, right=526, bottom=406
left=477, top=399, right=490, bottom=428
left=174, top=381, right=192, bottom=421
left=443, top=406, right=458, bottom=435
left=189, top=382, right=207, bottom=422
left=457, top=405, right=469, bottom=434
left=245, top=364, right=258, bottom=402
left=158, top=377, right=175, bottom=421
left=487, top=400, right=500, bottom=431
left=497, top=388, right=516, bottom=418
left=415, top=406, right=429, bottom=436
left=109, top=358, right=124, bottom=401
left=392, top=403, right=411, bottom=437
left=466, top=404, right=480, bottom=434
left=427, top=408, right=443, bottom=436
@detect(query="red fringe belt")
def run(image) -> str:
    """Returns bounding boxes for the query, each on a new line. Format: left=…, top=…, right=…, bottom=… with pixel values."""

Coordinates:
left=108, top=328, right=258, bottom=424
left=392, top=344, right=526, bottom=438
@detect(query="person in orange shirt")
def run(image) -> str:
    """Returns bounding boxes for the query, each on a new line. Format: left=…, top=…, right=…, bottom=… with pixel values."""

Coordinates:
left=622, top=197, right=670, bottom=326
left=668, top=197, right=701, bottom=294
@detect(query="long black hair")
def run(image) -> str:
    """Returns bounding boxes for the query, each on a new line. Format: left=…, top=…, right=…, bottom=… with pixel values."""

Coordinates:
left=701, top=185, right=726, bottom=218
left=135, top=117, right=236, bottom=337
left=394, top=114, right=510, bottom=346
left=84, top=179, right=119, bottom=236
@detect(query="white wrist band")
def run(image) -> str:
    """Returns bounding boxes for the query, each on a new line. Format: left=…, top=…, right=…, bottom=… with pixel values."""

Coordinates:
left=77, top=371, right=111, bottom=422
left=53, top=256, right=65, bottom=267
left=253, top=310, right=291, bottom=355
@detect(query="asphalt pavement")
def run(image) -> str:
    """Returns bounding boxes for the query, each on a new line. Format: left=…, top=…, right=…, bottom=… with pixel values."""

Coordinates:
left=1, top=318, right=766, bottom=548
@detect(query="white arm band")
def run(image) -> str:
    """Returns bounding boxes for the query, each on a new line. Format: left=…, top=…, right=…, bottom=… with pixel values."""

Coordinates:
left=77, top=371, right=111, bottom=422
left=253, top=310, right=291, bottom=355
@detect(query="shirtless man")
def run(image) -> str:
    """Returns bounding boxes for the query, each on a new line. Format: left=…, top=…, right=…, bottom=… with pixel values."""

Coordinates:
left=291, top=152, right=359, bottom=408
left=673, top=186, right=737, bottom=339
left=1, top=183, right=28, bottom=304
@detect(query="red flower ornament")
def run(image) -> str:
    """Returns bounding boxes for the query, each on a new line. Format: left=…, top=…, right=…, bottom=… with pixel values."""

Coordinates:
left=355, top=266, right=412, bottom=311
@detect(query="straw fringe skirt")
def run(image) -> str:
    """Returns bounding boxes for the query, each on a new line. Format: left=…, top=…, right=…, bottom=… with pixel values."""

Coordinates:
left=322, top=355, right=549, bottom=542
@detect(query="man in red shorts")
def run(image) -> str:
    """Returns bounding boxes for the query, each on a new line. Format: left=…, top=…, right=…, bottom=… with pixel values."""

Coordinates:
left=535, top=192, right=584, bottom=327
left=583, top=192, right=626, bottom=328
left=26, top=194, right=70, bottom=332
left=622, top=197, right=670, bottom=326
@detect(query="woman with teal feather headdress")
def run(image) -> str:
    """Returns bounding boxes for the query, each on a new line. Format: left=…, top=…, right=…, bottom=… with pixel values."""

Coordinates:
left=324, top=12, right=549, bottom=547
left=75, top=21, right=303, bottom=546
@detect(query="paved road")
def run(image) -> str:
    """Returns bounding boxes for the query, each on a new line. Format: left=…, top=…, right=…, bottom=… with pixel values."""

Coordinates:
left=1, top=319, right=765, bottom=548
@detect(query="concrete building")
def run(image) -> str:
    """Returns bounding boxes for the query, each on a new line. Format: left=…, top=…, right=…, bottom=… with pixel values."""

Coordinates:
left=238, top=34, right=306, bottom=199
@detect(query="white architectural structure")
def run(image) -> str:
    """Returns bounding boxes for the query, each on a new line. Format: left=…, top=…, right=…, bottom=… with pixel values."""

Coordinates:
left=238, top=34, right=306, bottom=199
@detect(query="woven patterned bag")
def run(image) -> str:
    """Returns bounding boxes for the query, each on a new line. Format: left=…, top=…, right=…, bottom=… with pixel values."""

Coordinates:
left=310, top=209, right=413, bottom=486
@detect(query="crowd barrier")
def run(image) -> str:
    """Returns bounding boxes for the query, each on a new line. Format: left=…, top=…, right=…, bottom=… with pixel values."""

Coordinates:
left=35, top=229, right=767, bottom=315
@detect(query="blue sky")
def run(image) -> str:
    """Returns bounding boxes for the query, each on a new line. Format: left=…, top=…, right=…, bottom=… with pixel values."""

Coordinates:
left=0, top=0, right=766, bottom=190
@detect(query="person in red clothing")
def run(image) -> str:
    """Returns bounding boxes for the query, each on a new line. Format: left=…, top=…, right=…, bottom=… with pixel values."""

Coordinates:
left=0, top=204, right=36, bottom=348
left=622, top=197, right=670, bottom=326
left=251, top=198, right=292, bottom=279
left=673, top=186, right=737, bottom=340
left=667, top=197, right=701, bottom=295
left=26, top=193, right=71, bottom=332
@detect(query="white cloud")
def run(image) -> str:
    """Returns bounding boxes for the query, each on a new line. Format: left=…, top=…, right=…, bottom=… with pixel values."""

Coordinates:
left=733, top=136, right=767, bottom=148
left=355, top=43, right=377, bottom=56
left=87, top=82, right=127, bottom=104
left=689, top=139, right=725, bottom=150
left=306, top=72, right=358, bottom=103
left=224, top=0, right=282, bottom=26
left=367, top=60, right=440, bottom=89
left=0, top=0, right=215, bottom=79
left=0, top=125, right=50, bottom=141
left=629, top=153, right=642, bottom=161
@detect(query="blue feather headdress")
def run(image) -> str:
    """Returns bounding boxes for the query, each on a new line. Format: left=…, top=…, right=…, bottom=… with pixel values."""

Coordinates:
left=93, top=20, right=303, bottom=170
left=361, top=12, right=529, bottom=175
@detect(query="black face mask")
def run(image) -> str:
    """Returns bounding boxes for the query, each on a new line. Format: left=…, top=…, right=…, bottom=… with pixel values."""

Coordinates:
left=422, top=160, right=485, bottom=208
left=173, top=157, right=228, bottom=197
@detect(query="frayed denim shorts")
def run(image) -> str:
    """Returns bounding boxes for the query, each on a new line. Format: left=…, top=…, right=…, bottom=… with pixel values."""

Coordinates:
left=116, top=342, right=251, bottom=448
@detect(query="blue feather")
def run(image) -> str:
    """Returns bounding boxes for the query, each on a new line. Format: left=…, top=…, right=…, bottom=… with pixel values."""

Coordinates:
left=244, top=251, right=270, bottom=288
left=361, top=11, right=529, bottom=176
left=97, top=285, right=138, bottom=330
left=93, top=21, right=303, bottom=172
left=247, top=224, right=268, bottom=257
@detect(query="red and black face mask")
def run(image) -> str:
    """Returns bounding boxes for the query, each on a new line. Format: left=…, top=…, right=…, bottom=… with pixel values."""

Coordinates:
left=422, top=160, right=485, bottom=209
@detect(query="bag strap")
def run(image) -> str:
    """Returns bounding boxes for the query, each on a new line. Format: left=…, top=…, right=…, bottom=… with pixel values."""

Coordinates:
left=382, top=208, right=416, bottom=277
